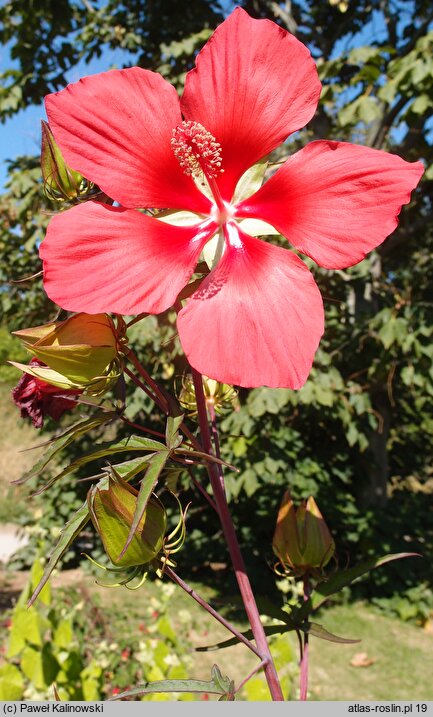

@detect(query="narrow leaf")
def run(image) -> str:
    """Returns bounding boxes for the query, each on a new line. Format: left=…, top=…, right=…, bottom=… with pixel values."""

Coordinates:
left=110, top=666, right=234, bottom=700
left=311, top=553, right=421, bottom=611
left=103, top=456, right=156, bottom=482
left=176, top=447, right=238, bottom=471
left=13, top=413, right=115, bottom=485
left=210, top=664, right=233, bottom=693
left=28, top=501, right=90, bottom=607
left=166, top=414, right=184, bottom=450
left=117, top=451, right=169, bottom=560
left=196, top=623, right=292, bottom=652
left=33, top=435, right=166, bottom=495
left=253, top=596, right=297, bottom=626
left=306, top=622, right=361, bottom=644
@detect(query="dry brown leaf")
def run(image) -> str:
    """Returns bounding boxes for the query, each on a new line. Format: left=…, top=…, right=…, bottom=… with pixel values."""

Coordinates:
left=350, top=652, right=376, bottom=668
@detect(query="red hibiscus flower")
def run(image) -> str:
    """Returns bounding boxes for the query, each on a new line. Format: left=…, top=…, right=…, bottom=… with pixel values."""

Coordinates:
left=40, top=8, right=423, bottom=389
left=12, top=358, right=79, bottom=428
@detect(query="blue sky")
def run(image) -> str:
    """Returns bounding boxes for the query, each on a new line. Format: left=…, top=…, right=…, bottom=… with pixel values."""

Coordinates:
left=0, top=44, right=141, bottom=188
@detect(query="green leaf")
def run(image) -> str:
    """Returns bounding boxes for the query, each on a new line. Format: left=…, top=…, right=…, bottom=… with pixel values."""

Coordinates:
left=232, top=155, right=269, bottom=203
left=7, top=608, right=45, bottom=656
left=118, top=450, right=170, bottom=560
left=28, top=500, right=91, bottom=606
left=247, top=387, right=292, bottom=417
left=196, top=623, right=293, bottom=652
left=338, top=95, right=381, bottom=126
left=103, top=455, right=157, bottom=482
left=378, top=316, right=408, bottom=349
left=34, top=434, right=166, bottom=495
left=110, top=664, right=234, bottom=699
left=21, top=645, right=59, bottom=690
left=306, top=622, right=361, bottom=644
left=175, top=447, right=237, bottom=471
left=310, top=553, right=421, bottom=611
left=253, top=596, right=298, bottom=626
left=411, top=94, right=432, bottom=114
left=211, top=664, right=234, bottom=695
left=14, top=412, right=116, bottom=485
left=0, top=664, right=24, bottom=700
left=165, top=414, right=184, bottom=450
left=53, top=619, right=74, bottom=649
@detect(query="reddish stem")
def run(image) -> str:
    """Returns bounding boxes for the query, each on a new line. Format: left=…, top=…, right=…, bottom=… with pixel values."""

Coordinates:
left=207, top=402, right=226, bottom=493
left=124, top=365, right=162, bottom=407
left=125, top=348, right=170, bottom=410
left=120, top=415, right=165, bottom=439
left=164, top=565, right=261, bottom=658
left=299, top=574, right=311, bottom=701
left=187, top=467, right=218, bottom=513
left=191, top=369, right=284, bottom=701
left=235, top=660, right=267, bottom=695
left=299, top=635, right=309, bottom=701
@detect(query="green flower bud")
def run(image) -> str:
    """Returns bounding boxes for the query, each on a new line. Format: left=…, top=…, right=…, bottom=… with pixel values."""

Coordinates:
left=88, top=478, right=167, bottom=568
left=41, top=120, right=95, bottom=202
left=272, top=491, right=335, bottom=576
left=11, top=313, right=123, bottom=395
left=178, top=374, right=238, bottom=416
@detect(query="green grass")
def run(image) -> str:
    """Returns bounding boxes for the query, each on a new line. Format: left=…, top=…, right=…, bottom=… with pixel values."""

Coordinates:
left=0, top=383, right=43, bottom=523
left=308, top=602, right=433, bottom=700
left=67, top=575, right=433, bottom=700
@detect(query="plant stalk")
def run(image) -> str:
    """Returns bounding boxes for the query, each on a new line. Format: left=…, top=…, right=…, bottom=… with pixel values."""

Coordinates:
left=299, top=574, right=311, bottom=701
left=164, top=566, right=261, bottom=658
left=191, top=369, right=284, bottom=701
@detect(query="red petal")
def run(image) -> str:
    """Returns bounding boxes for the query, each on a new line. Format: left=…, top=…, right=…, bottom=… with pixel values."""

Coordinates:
left=237, top=141, right=424, bottom=269
left=181, top=8, right=321, bottom=202
left=40, top=202, right=216, bottom=315
left=45, top=68, right=211, bottom=213
left=177, top=224, right=324, bottom=389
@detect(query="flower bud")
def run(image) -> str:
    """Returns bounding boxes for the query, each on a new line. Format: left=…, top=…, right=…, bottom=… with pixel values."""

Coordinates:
left=11, top=313, right=122, bottom=395
left=41, top=120, right=95, bottom=202
left=272, top=490, right=335, bottom=576
left=88, top=478, right=167, bottom=568
left=178, top=374, right=238, bottom=416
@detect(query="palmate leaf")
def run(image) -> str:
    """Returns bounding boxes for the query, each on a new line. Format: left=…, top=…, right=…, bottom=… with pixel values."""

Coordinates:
left=32, top=434, right=167, bottom=496
left=110, top=665, right=234, bottom=700
left=13, top=412, right=117, bottom=485
left=309, top=552, right=421, bottom=612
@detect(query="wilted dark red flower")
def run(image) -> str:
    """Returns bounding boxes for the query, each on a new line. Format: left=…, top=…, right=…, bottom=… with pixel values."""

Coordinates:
left=12, top=358, right=79, bottom=428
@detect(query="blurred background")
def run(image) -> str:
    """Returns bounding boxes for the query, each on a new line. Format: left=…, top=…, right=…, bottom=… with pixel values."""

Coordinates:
left=0, top=0, right=432, bottom=701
